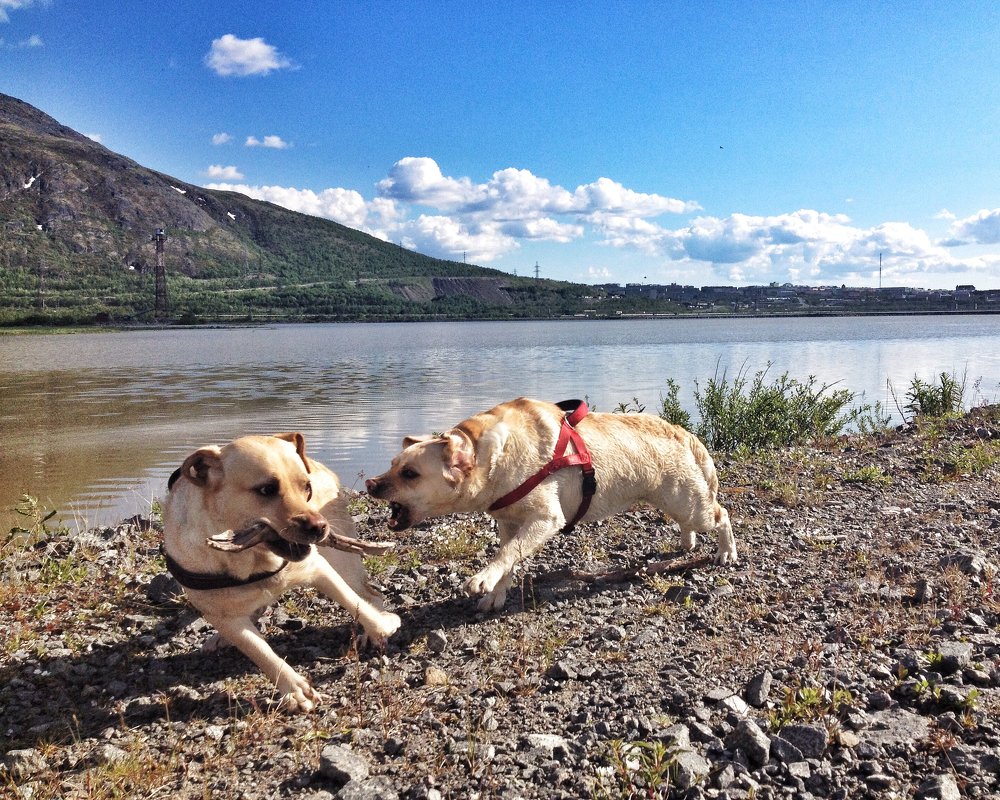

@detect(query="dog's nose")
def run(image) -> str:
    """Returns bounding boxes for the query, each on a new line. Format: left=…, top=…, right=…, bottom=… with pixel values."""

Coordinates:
left=292, top=513, right=329, bottom=541
left=365, top=478, right=381, bottom=496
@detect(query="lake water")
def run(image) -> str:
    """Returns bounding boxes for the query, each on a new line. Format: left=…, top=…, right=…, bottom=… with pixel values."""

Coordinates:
left=3, top=315, right=1000, bottom=531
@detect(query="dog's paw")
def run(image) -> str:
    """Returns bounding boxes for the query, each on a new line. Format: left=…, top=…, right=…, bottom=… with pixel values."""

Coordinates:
left=359, top=612, right=402, bottom=650
left=476, top=589, right=508, bottom=613
left=679, top=531, right=698, bottom=551
left=278, top=672, right=323, bottom=714
left=714, top=547, right=738, bottom=566
left=464, top=567, right=500, bottom=598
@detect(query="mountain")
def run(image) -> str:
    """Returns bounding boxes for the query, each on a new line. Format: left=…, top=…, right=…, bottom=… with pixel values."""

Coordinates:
left=0, top=93, right=595, bottom=324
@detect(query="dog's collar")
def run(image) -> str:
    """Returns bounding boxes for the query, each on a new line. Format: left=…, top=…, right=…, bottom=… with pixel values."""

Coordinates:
left=161, top=545, right=288, bottom=591
left=488, top=399, right=596, bottom=532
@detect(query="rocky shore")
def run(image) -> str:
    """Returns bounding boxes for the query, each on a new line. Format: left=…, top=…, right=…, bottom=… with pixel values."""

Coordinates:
left=3, top=408, right=1000, bottom=799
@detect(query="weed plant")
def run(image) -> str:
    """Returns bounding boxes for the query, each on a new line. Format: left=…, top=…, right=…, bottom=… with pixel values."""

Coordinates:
left=654, top=362, right=890, bottom=453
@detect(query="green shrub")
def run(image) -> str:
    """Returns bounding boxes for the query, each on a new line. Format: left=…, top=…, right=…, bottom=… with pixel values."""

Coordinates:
left=688, top=362, right=886, bottom=453
left=902, top=371, right=965, bottom=419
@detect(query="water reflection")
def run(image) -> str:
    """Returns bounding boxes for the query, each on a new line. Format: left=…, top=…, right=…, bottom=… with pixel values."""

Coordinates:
left=2, top=316, right=1000, bottom=530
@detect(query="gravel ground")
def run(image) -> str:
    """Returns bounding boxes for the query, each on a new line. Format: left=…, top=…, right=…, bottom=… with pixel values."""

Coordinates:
left=3, top=407, right=1000, bottom=799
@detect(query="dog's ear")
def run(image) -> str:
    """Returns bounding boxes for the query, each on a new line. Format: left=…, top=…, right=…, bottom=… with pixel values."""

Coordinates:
left=272, top=432, right=311, bottom=473
left=442, top=429, right=475, bottom=483
left=403, top=434, right=433, bottom=449
left=478, top=422, right=510, bottom=479
left=180, top=446, right=223, bottom=487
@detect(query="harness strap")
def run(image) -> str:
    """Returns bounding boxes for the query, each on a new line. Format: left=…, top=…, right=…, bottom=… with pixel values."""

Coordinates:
left=488, top=399, right=597, bottom=533
left=162, top=545, right=288, bottom=591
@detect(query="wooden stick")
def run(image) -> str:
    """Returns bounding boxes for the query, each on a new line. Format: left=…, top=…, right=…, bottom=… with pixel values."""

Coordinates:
left=534, top=554, right=711, bottom=585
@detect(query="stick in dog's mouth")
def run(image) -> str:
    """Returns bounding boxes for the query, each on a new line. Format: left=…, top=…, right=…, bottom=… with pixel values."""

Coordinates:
left=207, top=521, right=396, bottom=557
left=207, top=520, right=313, bottom=562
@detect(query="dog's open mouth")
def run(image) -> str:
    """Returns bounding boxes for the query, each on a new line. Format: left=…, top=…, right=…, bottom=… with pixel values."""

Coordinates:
left=387, top=502, right=411, bottom=531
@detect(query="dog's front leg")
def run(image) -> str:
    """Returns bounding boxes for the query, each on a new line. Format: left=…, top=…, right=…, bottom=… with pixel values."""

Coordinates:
left=311, top=562, right=402, bottom=648
left=465, top=515, right=559, bottom=612
left=206, top=614, right=321, bottom=713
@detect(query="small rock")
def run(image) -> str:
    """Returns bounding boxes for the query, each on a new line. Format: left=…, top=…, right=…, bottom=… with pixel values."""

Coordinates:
left=673, top=748, right=710, bottom=789
left=768, top=735, right=803, bottom=764
left=938, top=551, right=991, bottom=576
left=426, top=629, right=448, bottom=653
left=934, top=641, right=972, bottom=675
left=726, top=719, right=770, bottom=767
left=787, top=760, right=811, bottom=779
left=146, top=572, right=183, bottom=604
left=776, top=723, right=828, bottom=759
left=744, top=670, right=773, bottom=707
left=424, top=666, right=449, bottom=686
left=522, top=733, right=568, bottom=759
left=319, top=744, right=369, bottom=785
left=2, top=748, right=47, bottom=782
left=548, top=659, right=577, bottom=680
left=914, top=774, right=961, bottom=800
left=337, top=776, right=399, bottom=800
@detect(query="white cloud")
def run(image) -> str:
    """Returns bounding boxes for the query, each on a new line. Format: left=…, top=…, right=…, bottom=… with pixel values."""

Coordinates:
left=204, top=183, right=375, bottom=230
left=945, top=208, right=1000, bottom=245
left=84, top=132, right=102, bottom=143
left=204, top=34, right=293, bottom=77
left=212, top=132, right=233, bottom=145
left=205, top=165, right=245, bottom=181
left=0, top=0, right=43, bottom=23
left=200, top=158, right=1000, bottom=280
left=640, top=210, right=997, bottom=284
left=245, top=134, right=290, bottom=149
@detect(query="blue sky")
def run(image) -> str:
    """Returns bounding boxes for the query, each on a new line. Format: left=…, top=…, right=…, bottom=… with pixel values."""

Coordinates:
left=4, top=0, right=1000, bottom=289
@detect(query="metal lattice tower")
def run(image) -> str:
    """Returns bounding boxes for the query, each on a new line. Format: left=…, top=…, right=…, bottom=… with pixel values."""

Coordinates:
left=153, top=228, right=168, bottom=318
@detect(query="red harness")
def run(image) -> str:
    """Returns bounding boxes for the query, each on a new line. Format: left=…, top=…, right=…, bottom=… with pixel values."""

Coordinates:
left=488, top=399, right=597, bottom=532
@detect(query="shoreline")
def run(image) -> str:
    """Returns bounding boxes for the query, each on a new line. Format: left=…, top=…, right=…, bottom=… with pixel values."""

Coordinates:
left=3, top=408, right=1000, bottom=798
left=3, top=305, right=1000, bottom=333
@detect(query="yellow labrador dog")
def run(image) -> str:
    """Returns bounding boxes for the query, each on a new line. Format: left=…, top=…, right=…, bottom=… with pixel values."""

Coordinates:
left=366, top=398, right=737, bottom=612
left=163, top=433, right=401, bottom=712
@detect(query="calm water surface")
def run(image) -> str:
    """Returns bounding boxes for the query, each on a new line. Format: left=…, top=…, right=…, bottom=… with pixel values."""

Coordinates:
left=3, top=315, right=1000, bottom=529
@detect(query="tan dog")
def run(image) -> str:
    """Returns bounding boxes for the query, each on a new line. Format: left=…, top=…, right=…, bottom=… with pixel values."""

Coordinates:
left=163, top=433, right=401, bottom=712
left=366, top=397, right=737, bottom=611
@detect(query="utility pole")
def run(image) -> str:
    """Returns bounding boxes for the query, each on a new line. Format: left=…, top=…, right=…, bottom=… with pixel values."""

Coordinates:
left=534, top=261, right=540, bottom=280
left=153, top=228, right=169, bottom=319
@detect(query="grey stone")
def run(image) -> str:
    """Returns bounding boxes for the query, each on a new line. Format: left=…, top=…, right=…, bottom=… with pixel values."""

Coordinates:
left=726, top=719, right=770, bottom=767
left=914, top=774, right=961, bottom=800
left=426, top=629, right=448, bottom=653
left=776, top=724, right=828, bottom=759
left=744, top=670, right=773, bottom=707
left=2, top=748, right=47, bottom=782
left=866, top=708, right=930, bottom=746
left=319, top=744, right=369, bottom=785
left=768, top=734, right=804, bottom=764
left=934, top=641, right=973, bottom=675
left=673, top=748, right=711, bottom=789
left=337, top=776, right=400, bottom=800
left=523, top=733, right=569, bottom=759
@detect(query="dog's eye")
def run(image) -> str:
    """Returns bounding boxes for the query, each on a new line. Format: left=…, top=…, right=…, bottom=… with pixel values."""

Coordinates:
left=304, top=481, right=312, bottom=500
left=256, top=481, right=280, bottom=498
left=401, top=468, right=419, bottom=480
